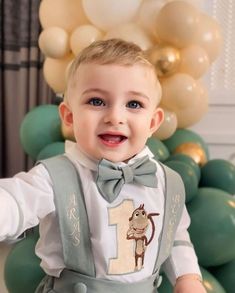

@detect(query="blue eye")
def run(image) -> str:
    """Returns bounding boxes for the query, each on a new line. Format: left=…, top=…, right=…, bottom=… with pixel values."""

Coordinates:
left=127, top=100, right=142, bottom=109
left=88, top=98, right=105, bottom=106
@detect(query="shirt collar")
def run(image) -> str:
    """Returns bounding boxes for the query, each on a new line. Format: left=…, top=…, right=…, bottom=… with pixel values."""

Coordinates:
left=65, top=140, right=155, bottom=172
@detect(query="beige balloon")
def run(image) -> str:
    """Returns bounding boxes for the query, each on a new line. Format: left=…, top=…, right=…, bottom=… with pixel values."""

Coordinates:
left=104, top=23, right=153, bottom=50
left=39, top=27, right=70, bottom=59
left=43, top=54, right=74, bottom=93
left=178, top=45, right=210, bottom=79
left=161, top=73, right=200, bottom=110
left=175, top=81, right=209, bottom=128
left=153, top=108, right=178, bottom=140
left=70, top=25, right=103, bottom=56
left=155, top=1, right=200, bottom=48
left=39, top=0, right=89, bottom=32
left=194, top=13, right=223, bottom=63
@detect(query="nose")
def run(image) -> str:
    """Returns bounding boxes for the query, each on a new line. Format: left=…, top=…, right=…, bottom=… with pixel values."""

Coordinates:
left=103, top=106, right=125, bottom=125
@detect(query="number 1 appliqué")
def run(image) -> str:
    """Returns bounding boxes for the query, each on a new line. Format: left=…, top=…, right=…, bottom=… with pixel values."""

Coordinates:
left=108, top=199, right=136, bottom=274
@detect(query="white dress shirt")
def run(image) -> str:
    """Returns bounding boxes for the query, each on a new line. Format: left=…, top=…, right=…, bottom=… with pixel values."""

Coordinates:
left=0, top=141, right=201, bottom=283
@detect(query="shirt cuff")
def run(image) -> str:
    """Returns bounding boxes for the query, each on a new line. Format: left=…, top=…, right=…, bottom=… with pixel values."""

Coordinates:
left=162, top=245, right=201, bottom=284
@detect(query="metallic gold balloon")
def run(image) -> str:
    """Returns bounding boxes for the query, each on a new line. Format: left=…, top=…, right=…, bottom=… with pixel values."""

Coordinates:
left=173, top=142, right=207, bottom=166
left=147, top=45, right=180, bottom=77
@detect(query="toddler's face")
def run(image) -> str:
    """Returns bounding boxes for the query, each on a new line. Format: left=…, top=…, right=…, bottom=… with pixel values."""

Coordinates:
left=61, top=63, right=163, bottom=162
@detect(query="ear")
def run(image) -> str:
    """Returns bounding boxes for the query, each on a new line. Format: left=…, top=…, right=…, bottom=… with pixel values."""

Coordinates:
left=59, top=102, right=73, bottom=127
left=149, top=107, right=164, bottom=137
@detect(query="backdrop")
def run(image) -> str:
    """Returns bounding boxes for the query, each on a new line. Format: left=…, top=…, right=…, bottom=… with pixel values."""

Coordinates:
left=0, top=0, right=55, bottom=177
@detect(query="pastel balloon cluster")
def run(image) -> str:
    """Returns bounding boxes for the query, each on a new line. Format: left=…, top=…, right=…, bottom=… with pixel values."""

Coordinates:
left=38, top=0, right=223, bottom=140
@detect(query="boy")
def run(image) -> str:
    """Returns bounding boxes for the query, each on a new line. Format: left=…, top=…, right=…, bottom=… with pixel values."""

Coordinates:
left=0, top=39, right=206, bottom=292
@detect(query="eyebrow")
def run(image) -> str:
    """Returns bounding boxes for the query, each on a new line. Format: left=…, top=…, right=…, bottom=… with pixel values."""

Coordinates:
left=128, top=91, right=150, bottom=100
left=82, top=88, right=150, bottom=100
left=82, top=88, right=108, bottom=95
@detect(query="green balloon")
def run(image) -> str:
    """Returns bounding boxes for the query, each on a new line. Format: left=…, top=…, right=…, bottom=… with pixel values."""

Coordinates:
left=200, top=159, right=235, bottom=194
left=165, top=153, right=201, bottom=183
left=164, top=160, right=198, bottom=203
left=211, top=259, right=235, bottom=293
left=162, top=129, right=209, bottom=159
left=37, top=142, right=65, bottom=160
left=158, top=274, right=173, bottom=293
left=20, top=105, right=64, bottom=160
left=201, top=267, right=226, bottom=293
left=146, top=137, right=170, bottom=162
left=187, top=188, right=235, bottom=267
left=4, top=233, right=45, bottom=293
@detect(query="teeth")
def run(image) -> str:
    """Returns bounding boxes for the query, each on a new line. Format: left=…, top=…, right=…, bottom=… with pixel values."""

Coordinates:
left=100, top=135, right=124, bottom=143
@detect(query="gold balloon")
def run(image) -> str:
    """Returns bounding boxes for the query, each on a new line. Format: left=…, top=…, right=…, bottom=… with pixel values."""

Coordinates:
left=174, top=142, right=207, bottom=166
left=147, top=45, right=180, bottom=77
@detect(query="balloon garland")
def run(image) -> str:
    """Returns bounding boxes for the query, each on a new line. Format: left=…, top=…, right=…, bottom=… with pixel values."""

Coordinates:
left=38, top=0, right=222, bottom=140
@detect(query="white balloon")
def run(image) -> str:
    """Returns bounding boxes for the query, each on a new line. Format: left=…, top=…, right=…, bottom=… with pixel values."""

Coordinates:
left=136, top=0, right=166, bottom=35
left=82, top=0, right=142, bottom=31
left=105, top=23, right=153, bottom=50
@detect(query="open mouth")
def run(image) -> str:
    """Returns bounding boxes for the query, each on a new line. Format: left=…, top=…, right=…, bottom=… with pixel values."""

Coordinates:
left=98, top=134, right=127, bottom=146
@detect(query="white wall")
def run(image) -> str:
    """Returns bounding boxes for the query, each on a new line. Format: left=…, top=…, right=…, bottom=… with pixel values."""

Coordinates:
left=191, top=0, right=235, bottom=163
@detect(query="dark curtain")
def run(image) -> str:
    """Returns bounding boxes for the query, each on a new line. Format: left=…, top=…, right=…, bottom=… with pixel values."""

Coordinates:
left=0, top=0, right=55, bottom=177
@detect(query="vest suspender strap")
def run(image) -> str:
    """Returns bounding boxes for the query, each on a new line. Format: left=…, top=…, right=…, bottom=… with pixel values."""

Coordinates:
left=40, top=155, right=95, bottom=277
left=153, top=164, right=185, bottom=272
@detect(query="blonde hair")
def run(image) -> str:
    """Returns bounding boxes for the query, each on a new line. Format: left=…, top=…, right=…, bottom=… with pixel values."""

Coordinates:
left=65, top=39, right=161, bottom=102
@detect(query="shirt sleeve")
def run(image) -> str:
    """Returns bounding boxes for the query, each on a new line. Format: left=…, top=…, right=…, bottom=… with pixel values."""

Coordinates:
left=162, top=206, right=202, bottom=284
left=0, top=164, right=55, bottom=241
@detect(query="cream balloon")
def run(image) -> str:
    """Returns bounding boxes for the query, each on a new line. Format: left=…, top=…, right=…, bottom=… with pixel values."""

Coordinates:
left=155, top=1, right=200, bottom=48
left=175, top=81, right=209, bottom=128
left=39, top=27, right=70, bottom=59
left=136, top=0, right=166, bottom=36
left=43, top=54, right=74, bottom=93
left=82, top=0, right=142, bottom=31
left=194, top=13, right=223, bottom=63
left=104, top=23, right=153, bottom=51
left=153, top=108, right=178, bottom=140
left=70, top=25, right=103, bottom=56
left=39, top=0, right=89, bottom=32
left=161, top=73, right=200, bottom=110
left=178, top=45, right=210, bottom=79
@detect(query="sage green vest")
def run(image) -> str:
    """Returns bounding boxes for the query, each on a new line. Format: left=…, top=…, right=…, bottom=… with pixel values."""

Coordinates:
left=36, top=155, right=185, bottom=293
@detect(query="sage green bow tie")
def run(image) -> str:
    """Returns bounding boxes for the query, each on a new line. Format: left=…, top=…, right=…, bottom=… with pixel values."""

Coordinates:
left=96, top=155, right=158, bottom=203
